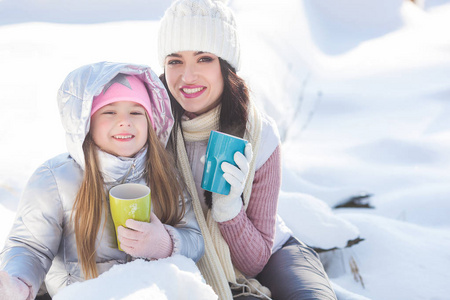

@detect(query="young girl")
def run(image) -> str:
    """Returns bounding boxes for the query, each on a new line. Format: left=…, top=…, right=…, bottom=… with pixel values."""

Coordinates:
left=158, top=0, right=337, bottom=299
left=0, top=62, right=204, bottom=299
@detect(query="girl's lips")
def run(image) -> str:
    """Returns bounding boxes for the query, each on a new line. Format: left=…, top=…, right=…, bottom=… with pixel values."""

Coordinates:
left=112, top=134, right=134, bottom=141
left=180, top=86, right=206, bottom=98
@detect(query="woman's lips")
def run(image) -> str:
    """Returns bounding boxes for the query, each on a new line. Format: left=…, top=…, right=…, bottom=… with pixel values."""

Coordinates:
left=180, top=86, right=206, bottom=98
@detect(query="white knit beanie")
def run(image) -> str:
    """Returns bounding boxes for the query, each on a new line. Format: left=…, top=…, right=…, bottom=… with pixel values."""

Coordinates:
left=158, top=0, right=241, bottom=71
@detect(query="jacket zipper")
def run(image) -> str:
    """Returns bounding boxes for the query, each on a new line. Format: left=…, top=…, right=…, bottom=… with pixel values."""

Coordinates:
left=120, top=162, right=136, bottom=184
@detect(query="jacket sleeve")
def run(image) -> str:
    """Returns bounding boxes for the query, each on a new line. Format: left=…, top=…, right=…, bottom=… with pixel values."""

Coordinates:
left=0, top=164, right=64, bottom=297
left=164, top=194, right=205, bottom=262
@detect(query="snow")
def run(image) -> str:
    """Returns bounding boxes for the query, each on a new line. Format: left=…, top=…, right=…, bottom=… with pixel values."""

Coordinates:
left=277, top=191, right=360, bottom=251
left=1, top=0, right=450, bottom=299
left=53, top=256, right=217, bottom=300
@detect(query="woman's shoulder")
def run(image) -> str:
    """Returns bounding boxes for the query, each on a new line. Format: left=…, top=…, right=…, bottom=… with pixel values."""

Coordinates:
left=255, top=112, right=281, bottom=170
left=260, top=112, right=280, bottom=144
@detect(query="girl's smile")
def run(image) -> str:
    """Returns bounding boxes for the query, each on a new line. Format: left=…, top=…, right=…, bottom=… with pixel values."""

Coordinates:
left=165, top=51, right=224, bottom=115
left=90, top=101, right=148, bottom=157
left=113, top=134, right=134, bottom=140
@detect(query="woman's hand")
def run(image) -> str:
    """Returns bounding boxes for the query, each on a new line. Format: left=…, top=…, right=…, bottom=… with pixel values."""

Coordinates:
left=211, top=143, right=253, bottom=222
left=117, top=212, right=173, bottom=260
left=0, top=271, right=31, bottom=300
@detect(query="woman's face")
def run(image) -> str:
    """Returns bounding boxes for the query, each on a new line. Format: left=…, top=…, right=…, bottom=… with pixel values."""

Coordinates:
left=164, top=51, right=224, bottom=115
left=90, top=101, right=148, bottom=157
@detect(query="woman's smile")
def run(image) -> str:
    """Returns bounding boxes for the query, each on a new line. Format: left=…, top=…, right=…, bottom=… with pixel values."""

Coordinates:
left=181, top=85, right=207, bottom=98
left=165, top=51, right=224, bottom=115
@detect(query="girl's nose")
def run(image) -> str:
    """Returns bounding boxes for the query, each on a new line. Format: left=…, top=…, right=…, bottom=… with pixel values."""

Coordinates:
left=119, top=115, right=131, bottom=127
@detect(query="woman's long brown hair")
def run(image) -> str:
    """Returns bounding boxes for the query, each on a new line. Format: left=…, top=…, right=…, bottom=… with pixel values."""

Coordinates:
left=72, top=115, right=185, bottom=279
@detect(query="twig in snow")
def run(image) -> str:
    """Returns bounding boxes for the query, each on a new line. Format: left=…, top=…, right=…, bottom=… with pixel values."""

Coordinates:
left=349, top=256, right=365, bottom=289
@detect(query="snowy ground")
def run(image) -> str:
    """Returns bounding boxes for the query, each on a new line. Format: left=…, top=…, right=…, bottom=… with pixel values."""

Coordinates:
left=1, top=0, right=450, bottom=299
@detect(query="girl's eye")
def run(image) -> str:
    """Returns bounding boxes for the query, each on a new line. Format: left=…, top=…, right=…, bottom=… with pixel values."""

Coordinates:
left=102, top=111, right=115, bottom=115
left=131, top=111, right=144, bottom=115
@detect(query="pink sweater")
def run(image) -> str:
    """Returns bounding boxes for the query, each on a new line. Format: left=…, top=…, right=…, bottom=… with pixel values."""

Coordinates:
left=218, top=146, right=281, bottom=277
left=185, top=140, right=281, bottom=277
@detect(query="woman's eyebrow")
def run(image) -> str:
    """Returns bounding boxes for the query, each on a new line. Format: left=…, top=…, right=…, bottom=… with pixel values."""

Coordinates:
left=168, top=51, right=208, bottom=57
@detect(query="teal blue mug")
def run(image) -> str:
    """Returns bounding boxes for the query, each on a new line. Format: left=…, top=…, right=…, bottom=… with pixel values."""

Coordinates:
left=201, top=130, right=248, bottom=195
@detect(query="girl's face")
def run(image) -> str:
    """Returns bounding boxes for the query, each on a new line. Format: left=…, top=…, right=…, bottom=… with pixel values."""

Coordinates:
left=90, top=101, right=148, bottom=157
left=164, top=51, right=224, bottom=115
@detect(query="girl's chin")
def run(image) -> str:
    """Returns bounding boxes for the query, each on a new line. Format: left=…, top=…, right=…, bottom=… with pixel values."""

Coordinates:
left=104, top=149, right=139, bottom=158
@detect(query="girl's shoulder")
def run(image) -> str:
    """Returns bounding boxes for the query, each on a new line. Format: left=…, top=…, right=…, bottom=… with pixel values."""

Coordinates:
left=37, top=153, right=83, bottom=181
left=40, top=153, right=79, bottom=170
left=24, top=153, right=83, bottom=206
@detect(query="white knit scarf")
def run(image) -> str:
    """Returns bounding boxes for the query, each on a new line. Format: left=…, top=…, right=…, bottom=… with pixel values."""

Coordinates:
left=176, top=103, right=271, bottom=299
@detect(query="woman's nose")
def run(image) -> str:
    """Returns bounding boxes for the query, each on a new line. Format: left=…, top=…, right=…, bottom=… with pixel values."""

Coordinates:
left=182, top=64, right=198, bottom=83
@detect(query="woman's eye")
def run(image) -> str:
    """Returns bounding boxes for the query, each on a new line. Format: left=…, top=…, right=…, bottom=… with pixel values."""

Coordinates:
left=167, top=59, right=182, bottom=65
left=199, top=56, right=213, bottom=63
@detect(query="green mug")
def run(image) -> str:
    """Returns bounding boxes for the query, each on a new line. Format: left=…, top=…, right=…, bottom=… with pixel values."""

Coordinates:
left=109, top=183, right=151, bottom=251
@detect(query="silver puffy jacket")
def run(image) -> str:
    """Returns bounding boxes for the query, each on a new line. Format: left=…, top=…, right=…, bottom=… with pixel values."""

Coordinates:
left=0, top=62, right=204, bottom=298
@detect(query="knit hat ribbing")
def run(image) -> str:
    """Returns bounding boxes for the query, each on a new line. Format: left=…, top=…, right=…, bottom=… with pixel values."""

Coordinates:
left=158, top=0, right=241, bottom=71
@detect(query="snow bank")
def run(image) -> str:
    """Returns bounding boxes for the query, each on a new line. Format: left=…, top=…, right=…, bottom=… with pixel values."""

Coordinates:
left=53, top=256, right=217, bottom=300
left=278, top=191, right=360, bottom=251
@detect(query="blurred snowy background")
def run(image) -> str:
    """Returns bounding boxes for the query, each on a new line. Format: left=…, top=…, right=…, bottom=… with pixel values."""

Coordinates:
left=1, top=0, right=450, bottom=299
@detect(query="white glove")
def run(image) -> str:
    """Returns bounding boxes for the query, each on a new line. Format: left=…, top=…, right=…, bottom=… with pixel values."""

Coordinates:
left=117, top=212, right=173, bottom=260
left=212, top=143, right=253, bottom=222
left=0, top=271, right=31, bottom=300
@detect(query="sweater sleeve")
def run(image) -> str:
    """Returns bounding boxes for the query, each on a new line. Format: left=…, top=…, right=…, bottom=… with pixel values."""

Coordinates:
left=217, top=145, right=281, bottom=277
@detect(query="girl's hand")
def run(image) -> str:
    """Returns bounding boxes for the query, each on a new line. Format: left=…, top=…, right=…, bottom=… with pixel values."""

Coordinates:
left=117, top=212, right=173, bottom=260
left=0, top=271, right=31, bottom=300
left=211, top=143, right=253, bottom=222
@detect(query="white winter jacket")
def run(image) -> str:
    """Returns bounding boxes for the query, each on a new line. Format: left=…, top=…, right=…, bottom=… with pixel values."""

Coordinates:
left=0, top=62, right=204, bottom=298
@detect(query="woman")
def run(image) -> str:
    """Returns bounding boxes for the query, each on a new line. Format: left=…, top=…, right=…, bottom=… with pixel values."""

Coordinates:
left=157, top=0, right=337, bottom=299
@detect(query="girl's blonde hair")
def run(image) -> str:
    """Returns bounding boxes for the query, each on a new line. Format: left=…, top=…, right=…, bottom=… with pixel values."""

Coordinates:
left=72, top=114, right=185, bottom=279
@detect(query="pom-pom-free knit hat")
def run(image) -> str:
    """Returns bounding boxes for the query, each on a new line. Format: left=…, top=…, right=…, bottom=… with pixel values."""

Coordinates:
left=158, top=0, right=241, bottom=71
left=91, top=74, right=154, bottom=126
